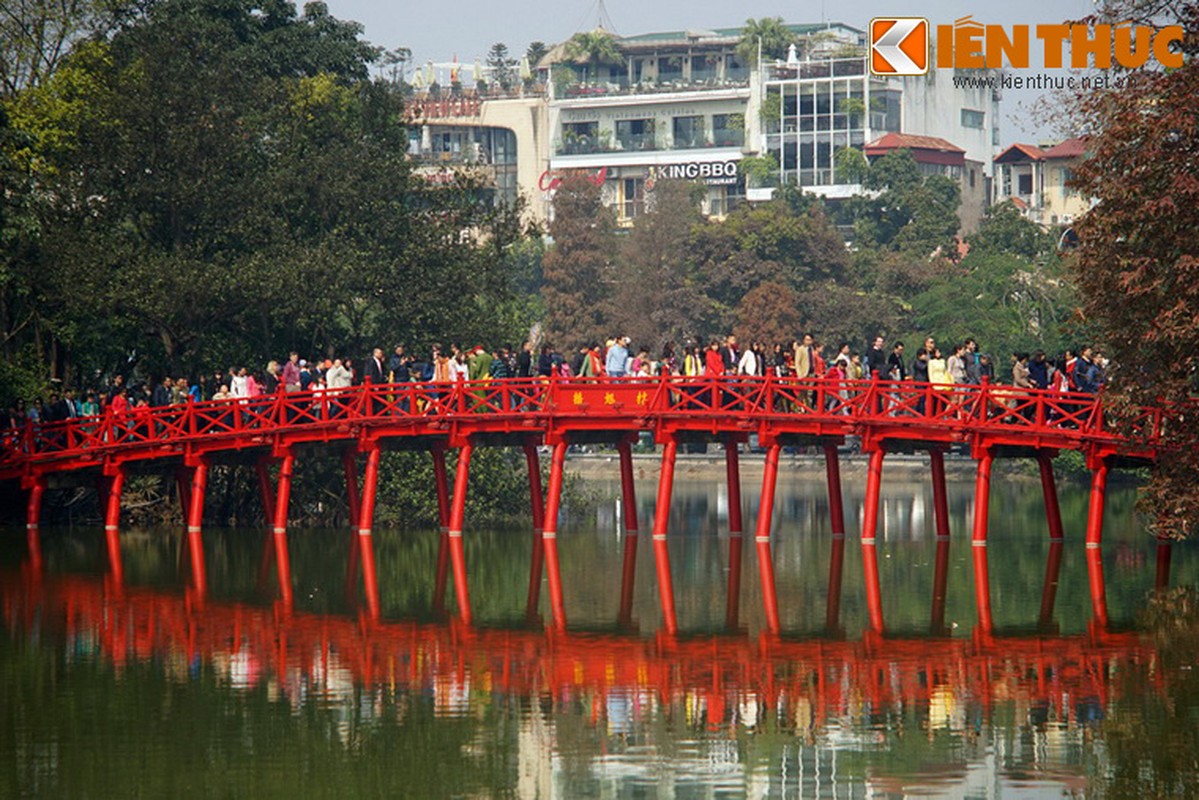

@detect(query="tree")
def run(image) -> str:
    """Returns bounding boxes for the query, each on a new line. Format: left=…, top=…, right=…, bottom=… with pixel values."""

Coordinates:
left=737, top=18, right=797, bottom=66
left=540, top=176, right=617, bottom=345
left=1068, top=1, right=1199, bottom=538
left=0, top=0, right=130, bottom=96
left=841, top=148, right=961, bottom=256
left=969, top=201, right=1056, bottom=260
left=486, top=42, right=516, bottom=90
left=525, top=41, right=549, bottom=67
left=734, top=281, right=802, bottom=345
left=0, top=0, right=533, bottom=395
left=606, top=180, right=706, bottom=351
left=563, top=29, right=623, bottom=82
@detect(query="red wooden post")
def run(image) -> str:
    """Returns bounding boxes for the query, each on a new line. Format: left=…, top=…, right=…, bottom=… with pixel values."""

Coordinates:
left=1085, top=459, right=1109, bottom=548
left=342, top=450, right=361, bottom=605
left=271, top=453, right=295, bottom=610
left=187, top=460, right=209, bottom=600
left=930, top=537, right=951, bottom=634
left=104, top=468, right=125, bottom=587
left=971, top=450, right=994, bottom=545
left=755, top=442, right=782, bottom=635
left=26, top=477, right=45, bottom=572
left=826, top=526, right=846, bottom=633
left=524, top=443, right=546, bottom=619
left=724, top=440, right=743, bottom=631
left=432, top=444, right=452, bottom=614
left=618, top=439, right=639, bottom=627
left=447, top=442, right=473, bottom=625
left=541, top=440, right=569, bottom=630
left=929, top=449, right=950, bottom=541
left=1086, top=546, right=1109, bottom=629
left=1155, top=538, right=1172, bottom=591
left=972, top=544, right=994, bottom=634
left=1039, top=540, right=1064, bottom=628
left=1037, top=452, right=1064, bottom=542
left=861, top=448, right=885, bottom=634
left=356, top=446, right=382, bottom=621
left=651, top=438, right=679, bottom=636
left=824, top=444, right=845, bottom=536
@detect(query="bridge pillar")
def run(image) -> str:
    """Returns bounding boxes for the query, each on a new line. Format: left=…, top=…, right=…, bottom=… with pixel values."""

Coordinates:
left=1155, top=538, right=1172, bottom=591
left=541, top=440, right=569, bottom=630
left=1037, top=453, right=1064, bottom=542
left=930, top=536, right=950, bottom=635
left=860, top=449, right=885, bottom=635
left=1085, top=459, right=1110, bottom=548
left=25, top=477, right=45, bottom=572
left=824, top=445, right=845, bottom=632
left=270, top=453, right=295, bottom=610
left=1039, top=540, right=1064, bottom=630
left=826, top=524, right=846, bottom=634
left=103, top=468, right=125, bottom=587
left=431, top=444, right=452, bottom=614
left=972, top=544, right=994, bottom=634
left=755, top=442, right=782, bottom=635
left=724, top=440, right=743, bottom=631
left=356, top=445, right=382, bottom=621
left=1086, top=546, right=1109, bottom=628
left=447, top=443, right=474, bottom=625
left=187, top=460, right=210, bottom=601
left=971, top=449, right=993, bottom=545
left=970, top=449, right=994, bottom=632
left=618, top=439, right=639, bottom=628
left=523, top=443, right=546, bottom=620
left=651, top=438, right=679, bottom=636
left=929, top=449, right=950, bottom=541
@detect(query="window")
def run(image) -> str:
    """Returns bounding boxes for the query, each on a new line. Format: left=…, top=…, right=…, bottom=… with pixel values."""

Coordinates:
left=615, top=119, right=655, bottom=151
left=560, top=121, right=598, bottom=154
left=712, top=114, right=744, bottom=147
left=673, top=116, right=705, bottom=148
left=969, top=167, right=976, bottom=189
left=961, top=108, right=985, bottom=129
left=1018, top=173, right=1033, bottom=195
left=620, top=178, right=645, bottom=220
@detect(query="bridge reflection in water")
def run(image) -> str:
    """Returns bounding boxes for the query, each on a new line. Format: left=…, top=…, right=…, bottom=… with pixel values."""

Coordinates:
left=2, top=529, right=1171, bottom=797
left=9, top=376, right=1172, bottom=638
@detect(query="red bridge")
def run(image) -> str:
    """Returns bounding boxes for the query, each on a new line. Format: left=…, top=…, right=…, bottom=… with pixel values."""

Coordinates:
left=2, top=375, right=1169, bottom=636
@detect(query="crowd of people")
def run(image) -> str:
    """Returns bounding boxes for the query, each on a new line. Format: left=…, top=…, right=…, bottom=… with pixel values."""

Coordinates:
left=2, top=333, right=1108, bottom=431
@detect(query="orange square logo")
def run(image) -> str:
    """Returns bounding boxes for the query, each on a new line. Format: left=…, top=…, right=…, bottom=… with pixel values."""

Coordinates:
left=869, top=17, right=929, bottom=75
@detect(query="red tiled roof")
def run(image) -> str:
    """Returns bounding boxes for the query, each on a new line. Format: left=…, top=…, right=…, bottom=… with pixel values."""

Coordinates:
left=994, top=143, right=1046, bottom=164
left=1042, top=136, right=1087, bottom=159
left=864, top=132, right=965, bottom=154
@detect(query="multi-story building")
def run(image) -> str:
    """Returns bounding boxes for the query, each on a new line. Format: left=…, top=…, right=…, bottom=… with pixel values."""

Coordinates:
left=753, top=41, right=1001, bottom=217
left=993, top=137, right=1089, bottom=228
left=402, top=21, right=1005, bottom=230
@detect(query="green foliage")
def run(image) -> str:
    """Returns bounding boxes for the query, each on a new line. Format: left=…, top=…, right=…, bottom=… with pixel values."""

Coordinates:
left=486, top=42, right=516, bottom=90
left=739, top=153, right=778, bottom=188
left=1, top=0, right=535, bottom=390
left=525, top=41, right=549, bottom=67
left=969, top=201, right=1057, bottom=260
left=737, top=18, right=796, bottom=66
left=541, top=177, right=617, bottom=345
left=834, top=146, right=868, bottom=184
left=563, top=30, right=623, bottom=82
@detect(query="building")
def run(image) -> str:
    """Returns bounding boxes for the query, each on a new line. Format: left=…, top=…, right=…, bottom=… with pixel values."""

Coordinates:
left=402, top=21, right=1005, bottom=230
left=993, top=137, right=1089, bottom=228
left=754, top=41, right=1001, bottom=218
left=863, top=132, right=989, bottom=232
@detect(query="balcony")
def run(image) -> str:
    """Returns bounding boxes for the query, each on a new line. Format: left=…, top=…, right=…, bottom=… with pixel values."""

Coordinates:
left=615, top=133, right=659, bottom=152
left=557, top=73, right=751, bottom=99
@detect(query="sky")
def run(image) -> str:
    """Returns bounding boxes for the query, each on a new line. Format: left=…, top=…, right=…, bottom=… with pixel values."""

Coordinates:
left=323, top=0, right=1101, bottom=144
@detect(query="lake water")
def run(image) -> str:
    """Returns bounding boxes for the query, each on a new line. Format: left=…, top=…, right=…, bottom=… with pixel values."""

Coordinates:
left=3, top=460, right=1197, bottom=798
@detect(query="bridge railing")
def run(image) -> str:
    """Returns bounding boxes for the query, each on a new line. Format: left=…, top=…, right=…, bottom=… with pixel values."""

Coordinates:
left=0, top=375, right=1167, bottom=473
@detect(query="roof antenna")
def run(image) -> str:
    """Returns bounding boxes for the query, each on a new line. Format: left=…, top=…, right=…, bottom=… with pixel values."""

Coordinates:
left=595, top=0, right=616, bottom=32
